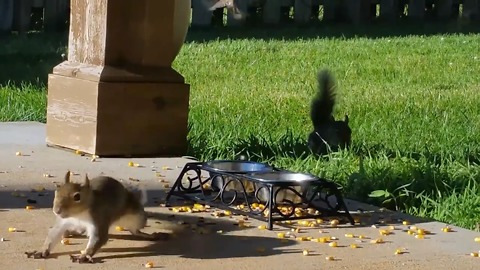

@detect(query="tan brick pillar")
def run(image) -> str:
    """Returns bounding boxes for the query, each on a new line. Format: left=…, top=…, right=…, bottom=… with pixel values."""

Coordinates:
left=46, top=0, right=192, bottom=157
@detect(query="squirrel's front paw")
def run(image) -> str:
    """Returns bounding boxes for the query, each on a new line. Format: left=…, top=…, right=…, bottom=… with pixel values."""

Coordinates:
left=25, top=249, right=50, bottom=259
left=69, top=254, right=94, bottom=264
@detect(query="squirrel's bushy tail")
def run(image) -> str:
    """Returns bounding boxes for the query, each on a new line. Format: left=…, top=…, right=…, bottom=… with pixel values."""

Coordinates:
left=310, top=70, right=336, bottom=128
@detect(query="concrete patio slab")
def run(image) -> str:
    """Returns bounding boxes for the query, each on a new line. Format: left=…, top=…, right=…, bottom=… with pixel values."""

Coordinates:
left=0, top=122, right=479, bottom=270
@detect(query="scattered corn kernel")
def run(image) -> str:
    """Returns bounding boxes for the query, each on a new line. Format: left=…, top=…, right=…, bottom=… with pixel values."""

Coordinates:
left=474, top=237, right=480, bottom=243
left=389, top=225, right=396, bottom=230
left=277, top=232, right=286, bottom=239
left=42, top=173, right=51, bottom=178
left=441, top=226, right=453, bottom=232
left=318, top=237, right=329, bottom=243
left=316, top=219, right=324, bottom=224
left=296, top=237, right=309, bottom=241
left=330, top=219, right=339, bottom=227
left=144, top=261, right=154, bottom=268
left=128, top=161, right=134, bottom=167
left=345, top=233, right=354, bottom=238
left=75, top=150, right=82, bottom=155
left=292, top=228, right=301, bottom=233
left=115, top=226, right=125, bottom=231
left=407, top=230, right=415, bottom=235
left=417, top=229, right=426, bottom=235
left=470, top=252, right=479, bottom=257
left=25, top=205, right=34, bottom=210
left=224, top=210, right=232, bottom=216
left=15, top=151, right=22, bottom=156
left=415, top=234, right=425, bottom=239
left=358, top=235, right=366, bottom=239
left=8, top=227, right=17, bottom=232
left=350, top=244, right=358, bottom=248
left=258, top=225, right=267, bottom=230
left=379, top=229, right=391, bottom=236
left=395, top=248, right=403, bottom=255
left=325, top=256, right=334, bottom=261
left=328, top=241, right=338, bottom=247
left=61, top=239, right=70, bottom=245
left=370, top=238, right=384, bottom=244
left=409, top=225, right=418, bottom=230
left=402, top=220, right=410, bottom=225
left=302, top=249, right=310, bottom=256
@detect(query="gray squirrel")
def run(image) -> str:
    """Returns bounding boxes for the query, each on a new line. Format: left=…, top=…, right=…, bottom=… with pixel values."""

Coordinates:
left=25, top=171, right=169, bottom=263
left=307, top=69, right=352, bottom=155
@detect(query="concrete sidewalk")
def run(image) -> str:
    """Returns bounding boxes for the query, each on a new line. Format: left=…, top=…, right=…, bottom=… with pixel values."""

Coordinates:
left=1, top=122, right=479, bottom=270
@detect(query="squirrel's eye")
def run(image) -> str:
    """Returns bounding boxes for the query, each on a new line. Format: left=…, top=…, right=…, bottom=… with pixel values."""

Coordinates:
left=73, top=193, right=81, bottom=202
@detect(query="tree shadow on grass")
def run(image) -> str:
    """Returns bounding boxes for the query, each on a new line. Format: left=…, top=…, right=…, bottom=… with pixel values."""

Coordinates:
left=0, top=32, right=67, bottom=87
left=186, top=20, right=480, bottom=43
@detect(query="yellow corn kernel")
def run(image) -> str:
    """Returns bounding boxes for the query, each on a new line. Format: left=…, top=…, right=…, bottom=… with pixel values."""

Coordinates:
left=296, top=237, right=309, bottom=241
left=389, top=225, right=396, bottom=230
left=15, top=151, right=22, bottom=156
left=224, top=210, right=232, bottom=216
left=417, top=229, right=426, bottom=235
left=128, top=161, right=134, bottom=167
left=8, top=227, right=17, bottom=232
left=318, top=237, right=329, bottom=243
left=358, top=235, right=366, bottom=239
left=395, top=248, right=403, bottom=255
left=415, top=234, right=425, bottom=239
left=298, top=220, right=309, bottom=226
left=292, top=228, right=301, bottom=233
left=350, top=244, right=358, bottom=248
left=370, top=238, right=384, bottom=244
left=474, top=237, right=480, bottom=243
left=251, top=203, right=259, bottom=209
left=75, top=150, right=82, bottom=155
left=407, top=230, right=415, bottom=235
left=325, top=256, right=334, bottom=261
left=258, top=225, right=267, bottom=230
left=115, top=226, right=125, bottom=231
left=402, top=220, right=410, bottom=225
left=302, top=249, right=310, bottom=256
left=330, top=219, right=340, bottom=227
left=379, top=229, right=391, bottom=236
left=144, top=261, right=154, bottom=268
left=441, top=226, right=453, bottom=232
left=61, top=239, right=70, bottom=245
left=316, top=218, right=324, bottom=224
left=470, top=252, right=479, bottom=257
left=25, top=205, right=35, bottom=210
left=345, top=233, right=354, bottom=238
left=328, top=241, right=338, bottom=247
left=277, top=232, right=286, bottom=239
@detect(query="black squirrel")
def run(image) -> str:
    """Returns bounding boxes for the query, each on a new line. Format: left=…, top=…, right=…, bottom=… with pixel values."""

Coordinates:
left=307, top=69, right=352, bottom=155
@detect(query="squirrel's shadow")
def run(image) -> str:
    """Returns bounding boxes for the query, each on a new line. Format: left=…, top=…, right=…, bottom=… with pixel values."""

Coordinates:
left=51, top=211, right=298, bottom=262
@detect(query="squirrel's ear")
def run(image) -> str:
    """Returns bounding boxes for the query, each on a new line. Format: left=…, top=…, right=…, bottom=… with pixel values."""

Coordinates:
left=344, top=115, right=349, bottom=124
left=84, top=174, right=90, bottom=188
left=65, top=170, right=71, bottom=183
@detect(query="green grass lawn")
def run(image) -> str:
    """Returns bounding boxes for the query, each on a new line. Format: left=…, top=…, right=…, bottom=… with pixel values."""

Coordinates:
left=1, top=25, right=479, bottom=230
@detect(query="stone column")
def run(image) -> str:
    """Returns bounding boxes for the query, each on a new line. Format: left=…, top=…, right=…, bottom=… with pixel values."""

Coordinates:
left=46, top=0, right=192, bottom=157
